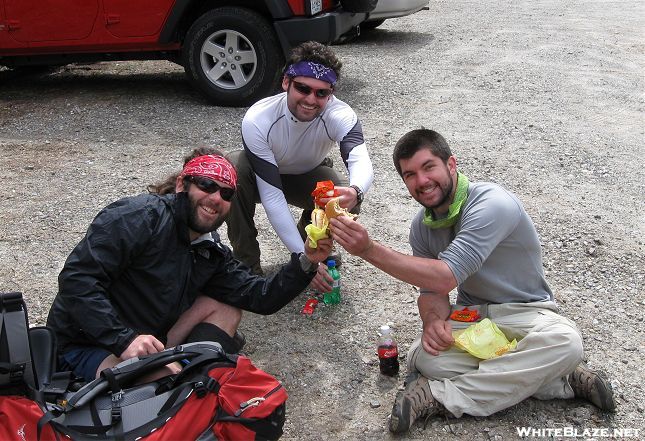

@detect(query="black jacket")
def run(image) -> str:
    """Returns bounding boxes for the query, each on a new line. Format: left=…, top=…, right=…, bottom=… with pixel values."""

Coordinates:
left=47, top=192, right=315, bottom=356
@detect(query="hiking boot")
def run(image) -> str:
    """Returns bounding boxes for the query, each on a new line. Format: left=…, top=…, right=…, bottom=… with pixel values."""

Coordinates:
left=569, top=362, right=616, bottom=412
left=389, top=372, right=442, bottom=433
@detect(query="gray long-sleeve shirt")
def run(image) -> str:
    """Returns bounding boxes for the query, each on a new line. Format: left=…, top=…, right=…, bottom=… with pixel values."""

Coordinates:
left=410, top=182, right=553, bottom=305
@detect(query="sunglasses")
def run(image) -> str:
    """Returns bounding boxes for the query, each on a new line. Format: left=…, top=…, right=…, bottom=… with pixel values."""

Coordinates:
left=187, top=176, right=235, bottom=201
left=290, top=80, right=334, bottom=98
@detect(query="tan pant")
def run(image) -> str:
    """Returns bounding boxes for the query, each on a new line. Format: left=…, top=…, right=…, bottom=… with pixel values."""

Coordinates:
left=407, top=301, right=583, bottom=417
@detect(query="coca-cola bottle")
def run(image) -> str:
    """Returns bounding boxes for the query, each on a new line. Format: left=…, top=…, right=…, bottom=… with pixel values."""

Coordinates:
left=377, top=325, right=399, bottom=376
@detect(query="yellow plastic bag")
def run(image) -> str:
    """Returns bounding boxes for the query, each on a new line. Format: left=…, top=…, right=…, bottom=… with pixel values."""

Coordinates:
left=304, top=223, right=328, bottom=248
left=452, top=318, right=517, bottom=360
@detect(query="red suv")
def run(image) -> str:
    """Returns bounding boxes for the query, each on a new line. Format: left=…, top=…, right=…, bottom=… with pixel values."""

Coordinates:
left=0, top=0, right=375, bottom=106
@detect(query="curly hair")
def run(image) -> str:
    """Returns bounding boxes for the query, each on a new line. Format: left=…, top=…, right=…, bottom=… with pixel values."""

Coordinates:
left=284, top=41, right=342, bottom=81
left=147, top=146, right=224, bottom=195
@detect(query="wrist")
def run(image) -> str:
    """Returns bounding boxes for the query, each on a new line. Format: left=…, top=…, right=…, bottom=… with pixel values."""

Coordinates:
left=350, top=185, right=364, bottom=204
left=359, top=239, right=375, bottom=258
left=299, top=252, right=319, bottom=274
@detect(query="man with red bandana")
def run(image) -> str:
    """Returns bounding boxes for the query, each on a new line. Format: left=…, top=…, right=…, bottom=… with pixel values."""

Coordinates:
left=47, top=153, right=331, bottom=382
left=226, top=41, right=373, bottom=290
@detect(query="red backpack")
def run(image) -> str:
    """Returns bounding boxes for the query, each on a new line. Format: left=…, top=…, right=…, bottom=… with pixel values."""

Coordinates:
left=36, top=342, right=287, bottom=440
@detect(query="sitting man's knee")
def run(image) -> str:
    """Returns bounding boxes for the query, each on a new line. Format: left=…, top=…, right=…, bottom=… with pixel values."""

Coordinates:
left=562, top=328, right=584, bottom=365
left=196, top=296, right=242, bottom=328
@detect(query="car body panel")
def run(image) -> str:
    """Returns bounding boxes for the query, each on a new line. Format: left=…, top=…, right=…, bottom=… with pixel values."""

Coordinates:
left=103, top=0, right=174, bottom=38
left=4, top=0, right=99, bottom=44
left=275, top=9, right=366, bottom=49
left=367, top=0, right=428, bottom=21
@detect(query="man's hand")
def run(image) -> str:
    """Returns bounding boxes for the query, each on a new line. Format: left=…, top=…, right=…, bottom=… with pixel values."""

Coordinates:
left=309, top=262, right=333, bottom=292
left=329, top=216, right=373, bottom=257
left=304, top=237, right=334, bottom=292
left=421, top=318, right=454, bottom=356
left=304, top=237, right=333, bottom=264
left=317, top=186, right=358, bottom=211
left=120, top=334, right=165, bottom=360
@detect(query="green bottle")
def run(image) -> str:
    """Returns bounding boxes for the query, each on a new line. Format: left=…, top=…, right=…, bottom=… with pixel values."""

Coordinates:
left=323, top=260, right=341, bottom=305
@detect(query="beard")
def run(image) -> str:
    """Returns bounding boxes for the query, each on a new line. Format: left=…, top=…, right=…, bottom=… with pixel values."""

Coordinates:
left=187, top=194, right=227, bottom=235
left=420, top=174, right=454, bottom=210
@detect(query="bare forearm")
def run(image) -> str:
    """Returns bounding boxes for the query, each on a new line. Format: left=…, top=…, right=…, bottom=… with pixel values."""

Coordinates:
left=360, top=240, right=457, bottom=296
left=418, top=293, right=451, bottom=324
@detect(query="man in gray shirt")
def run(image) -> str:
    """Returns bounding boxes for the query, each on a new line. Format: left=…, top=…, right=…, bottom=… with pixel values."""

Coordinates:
left=329, top=129, right=615, bottom=433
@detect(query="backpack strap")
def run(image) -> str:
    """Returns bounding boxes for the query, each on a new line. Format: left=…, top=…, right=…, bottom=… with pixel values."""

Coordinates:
left=0, top=292, right=36, bottom=391
left=65, top=341, right=226, bottom=409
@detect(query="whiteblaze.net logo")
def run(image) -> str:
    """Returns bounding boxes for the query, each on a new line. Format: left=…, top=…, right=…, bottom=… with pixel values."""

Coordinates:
left=516, top=427, right=640, bottom=438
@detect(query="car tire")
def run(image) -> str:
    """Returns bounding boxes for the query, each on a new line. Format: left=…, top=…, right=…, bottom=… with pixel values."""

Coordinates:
left=182, top=7, right=284, bottom=107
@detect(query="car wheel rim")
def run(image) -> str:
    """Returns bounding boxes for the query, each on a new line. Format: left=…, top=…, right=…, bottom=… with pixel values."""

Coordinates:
left=200, top=29, right=257, bottom=90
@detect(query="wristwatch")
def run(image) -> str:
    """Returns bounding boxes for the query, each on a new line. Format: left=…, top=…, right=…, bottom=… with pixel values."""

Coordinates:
left=350, top=185, right=364, bottom=204
left=299, top=253, right=319, bottom=274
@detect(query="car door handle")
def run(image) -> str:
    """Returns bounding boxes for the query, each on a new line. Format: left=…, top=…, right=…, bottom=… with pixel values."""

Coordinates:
left=105, top=14, right=120, bottom=25
left=7, top=20, right=21, bottom=31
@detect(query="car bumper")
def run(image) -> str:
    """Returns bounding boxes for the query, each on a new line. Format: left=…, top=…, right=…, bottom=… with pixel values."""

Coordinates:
left=273, top=10, right=367, bottom=53
left=367, top=0, right=429, bottom=21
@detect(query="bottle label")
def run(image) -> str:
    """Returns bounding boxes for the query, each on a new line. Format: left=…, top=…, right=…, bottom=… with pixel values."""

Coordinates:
left=332, top=280, right=340, bottom=289
left=378, top=346, right=398, bottom=359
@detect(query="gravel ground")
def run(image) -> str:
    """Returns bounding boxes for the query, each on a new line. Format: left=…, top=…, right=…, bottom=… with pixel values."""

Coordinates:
left=1, top=0, right=644, bottom=439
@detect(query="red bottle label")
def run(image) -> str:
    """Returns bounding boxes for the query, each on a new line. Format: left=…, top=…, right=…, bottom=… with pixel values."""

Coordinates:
left=378, top=345, right=398, bottom=359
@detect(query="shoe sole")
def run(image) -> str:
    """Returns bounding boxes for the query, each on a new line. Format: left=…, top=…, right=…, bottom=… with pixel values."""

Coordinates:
left=388, top=372, right=421, bottom=434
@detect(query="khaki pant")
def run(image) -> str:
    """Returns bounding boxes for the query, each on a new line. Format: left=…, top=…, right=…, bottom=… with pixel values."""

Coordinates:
left=225, top=150, right=357, bottom=271
left=407, top=301, right=583, bottom=417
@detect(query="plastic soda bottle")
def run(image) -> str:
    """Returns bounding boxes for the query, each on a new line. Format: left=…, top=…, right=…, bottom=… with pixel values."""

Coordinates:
left=323, top=260, right=341, bottom=305
left=377, top=325, right=400, bottom=376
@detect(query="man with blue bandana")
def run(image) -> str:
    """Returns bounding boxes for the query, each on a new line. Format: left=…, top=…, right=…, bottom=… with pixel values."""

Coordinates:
left=226, top=41, right=373, bottom=291
left=329, top=129, right=616, bottom=433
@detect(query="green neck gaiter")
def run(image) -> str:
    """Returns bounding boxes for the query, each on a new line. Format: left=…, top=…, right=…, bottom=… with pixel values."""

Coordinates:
left=422, top=172, right=469, bottom=229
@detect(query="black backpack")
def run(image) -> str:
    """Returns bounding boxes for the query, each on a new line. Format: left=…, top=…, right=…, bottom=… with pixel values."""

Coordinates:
left=0, top=291, right=55, bottom=398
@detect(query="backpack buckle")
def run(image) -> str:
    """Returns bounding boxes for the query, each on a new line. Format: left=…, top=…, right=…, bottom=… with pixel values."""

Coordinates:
left=111, top=406, right=122, bottom=423
left=2, top=362, right=26, bottom=384
left=195, top=378, right=217, bottom=398
left=194, top=381, right=206, bottom=398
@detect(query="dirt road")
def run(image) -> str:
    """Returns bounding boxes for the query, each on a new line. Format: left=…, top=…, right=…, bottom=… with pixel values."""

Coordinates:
left=1, top=0, right=643, bottom=439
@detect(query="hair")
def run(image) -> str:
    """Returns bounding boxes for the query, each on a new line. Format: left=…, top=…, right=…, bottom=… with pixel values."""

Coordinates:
left=283, top=41, right=342, bottom=81
left=392, top=129, right=453, bottom=177
left=147, top=146, right=225, bottom=195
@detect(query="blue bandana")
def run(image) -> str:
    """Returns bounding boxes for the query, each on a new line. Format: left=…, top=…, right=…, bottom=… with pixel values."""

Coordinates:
left=285, top=61, right=337, bottom=86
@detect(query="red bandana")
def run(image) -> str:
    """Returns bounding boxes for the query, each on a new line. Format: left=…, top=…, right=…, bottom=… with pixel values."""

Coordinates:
left=180, top=155, right=237, bottom=189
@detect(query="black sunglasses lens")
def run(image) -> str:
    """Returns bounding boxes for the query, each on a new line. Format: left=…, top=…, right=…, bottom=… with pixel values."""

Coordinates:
left=191, top=177, right=234, bottom=201
left=192, top=177, right=216, bottom=193
left=293, top=82, right=312, bottom=95
left=292, top=81, right=332, bottom=98
left=219, top=188, right=235, bottom=201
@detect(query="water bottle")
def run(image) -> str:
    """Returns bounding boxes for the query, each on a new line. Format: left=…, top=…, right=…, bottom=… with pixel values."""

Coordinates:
left=377, top=325, right=400, bottom=376
left=323, top=260, right=341, bottom=305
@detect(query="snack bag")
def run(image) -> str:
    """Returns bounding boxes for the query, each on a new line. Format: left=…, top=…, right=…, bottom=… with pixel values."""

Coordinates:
left=452, top=318, right=517, bottom=360
left=305, top=181, right=336, bottom=247
left=311, top=180, right=339, bottom=207
left=305, top=181, right=356, bottom=248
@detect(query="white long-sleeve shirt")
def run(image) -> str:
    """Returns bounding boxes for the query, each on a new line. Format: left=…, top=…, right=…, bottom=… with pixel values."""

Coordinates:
left=241, top=92, right=373, bottom=253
